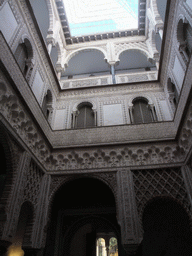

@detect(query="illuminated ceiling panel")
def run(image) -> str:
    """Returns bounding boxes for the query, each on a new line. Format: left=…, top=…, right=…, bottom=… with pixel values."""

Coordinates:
left=55, top=0, right=146, bottom=44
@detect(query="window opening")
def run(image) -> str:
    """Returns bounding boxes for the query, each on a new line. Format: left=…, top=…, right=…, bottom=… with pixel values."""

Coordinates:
left=75, top=104, right=95, bottom=128
left=96, top=236, right=118, bottom=256
left=132, top=99, right=153, bottom=124
left=109, top=237, right=118, bottom=256
left=97, top=238, right=106, bottom=256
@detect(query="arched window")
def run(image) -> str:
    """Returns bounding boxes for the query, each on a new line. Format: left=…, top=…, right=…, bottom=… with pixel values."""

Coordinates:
left=42, top=90, right=53, bottom=121
left=96, top=236, right=118, bottom=256
left=167, top=78, right=179, bottom=109
left=109, top=237, right=118, bottom=256
left=14, top=38, right=34, bottom=80
left=177, top=19, right=192, bottom=63
left=14, top=43, right=28, bottom=74
left=132, top=98, right=155, bottom=124
left=96, top=238, right=106, bottom=256
left=74, top=103, right=96, bottom=128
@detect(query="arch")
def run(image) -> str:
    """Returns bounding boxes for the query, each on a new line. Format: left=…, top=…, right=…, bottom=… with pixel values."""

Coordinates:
left=45, top=177, right=120, bottom=256
left=116, top=48, right=152, bottom=65
left=73, top=100, right=97, bottom=112
left=14, top=36, right=34, bottom=78
left=141, top=197, right=192, bottom=256
left=167, top=78, right=179, bottom=109
left=132, top=97, right=154, bottom=124
left=142, top=196, right=192, bottom=230
left=177, top=17, right=192, bottom=63
left=128, top=95, right=154, bottom=107
left=64, top=216, right=120, bottom=256
left=21, top=36, right=33, bottom=60
left=75, top=102, right=95, bottom=128
left=47, top=176, right=119, bottom=228
left=177, top=17, right=187, bottom=45
left=64, top=47, right=108, bottom=68
left=42, top=89, right=53, bottom=120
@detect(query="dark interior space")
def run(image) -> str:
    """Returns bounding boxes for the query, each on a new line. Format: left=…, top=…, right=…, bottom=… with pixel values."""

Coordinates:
left=44, top=178, right=124, bottom=256
left=140, top=197, right=192, bottom=256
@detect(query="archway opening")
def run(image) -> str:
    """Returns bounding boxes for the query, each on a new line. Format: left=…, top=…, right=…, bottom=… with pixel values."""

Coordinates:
left=116, top=50, right=156, bottom=74
left=141, top=197, right=192, bottom=256
left=62, top=50, right=109, bottom=79
left=45, top=178, right=122, bottom=256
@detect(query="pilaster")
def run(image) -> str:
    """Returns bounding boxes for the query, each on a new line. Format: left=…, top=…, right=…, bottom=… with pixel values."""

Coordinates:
left=181, top=165, right=192, bottom=206
left=117, top=170, right=141, bottom=253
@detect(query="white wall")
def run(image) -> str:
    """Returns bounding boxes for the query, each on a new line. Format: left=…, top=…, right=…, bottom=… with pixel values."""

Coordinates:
left=186, top=0, right=192, bottom=10
left=32, top=71, right=44, bottom=103
left=54, top=109, right=67, bottom=130
left=0, top=2, right=18, bottom=43
left=172, top=56, right=185, bottom=90
left=103, top=104, right=124, bottom=126
left=159, top=99, right=172, bottom=121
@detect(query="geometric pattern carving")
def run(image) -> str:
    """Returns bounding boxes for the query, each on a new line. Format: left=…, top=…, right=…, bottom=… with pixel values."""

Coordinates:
left=23, top=160, right=44, bottom=206
left=45, top=145, right=185, bottom=171
left=132, top=168, right=192, bottom=232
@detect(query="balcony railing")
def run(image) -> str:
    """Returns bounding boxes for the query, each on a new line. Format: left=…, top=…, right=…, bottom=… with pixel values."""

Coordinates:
left=60, top=70, right=158, bottom=89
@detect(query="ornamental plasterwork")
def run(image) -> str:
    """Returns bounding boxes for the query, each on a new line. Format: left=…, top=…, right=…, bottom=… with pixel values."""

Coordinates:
left=132, top=168, right=192, bottom=232
left=58, top=82, right=162, bottom=99
left=1, top=0, right=192, bottom=172
left=17, top=0, right=60, bottom=97
left=160, top=0, right=179, bottom=86
left=0, top=65, right=186, bottom=172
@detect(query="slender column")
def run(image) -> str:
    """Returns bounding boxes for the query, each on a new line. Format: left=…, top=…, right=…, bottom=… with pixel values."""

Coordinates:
left=110, top=64, right=116, bottom=84
left=129, top=106, right=134, bottom=124
left=47, top=43, right=52, bottom=55
left=72, top=111, right=77, bottom=128
left=159, top=29, right=163, bottom=39
left=93, top=109, right=97, bottom=126
left=181, top=165, right=192, bottom=206
left=57, top=71, right=61, bottom=80
left=149, top=104, right=157, bottom=122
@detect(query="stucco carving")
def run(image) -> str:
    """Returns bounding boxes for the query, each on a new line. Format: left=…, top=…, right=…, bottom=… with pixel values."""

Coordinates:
left=132, top=168, right=192, bottom=233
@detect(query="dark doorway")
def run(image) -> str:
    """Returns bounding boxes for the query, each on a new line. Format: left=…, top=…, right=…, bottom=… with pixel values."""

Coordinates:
left=141, top=197, right=192, bottom=256
left=44, top=178, right=123, bottom=256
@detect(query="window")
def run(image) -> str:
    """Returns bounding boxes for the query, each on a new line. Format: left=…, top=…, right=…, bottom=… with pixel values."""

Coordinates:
left=96, top=236, right=118, bottom=256
left=14, top=43, right=28, bottom=74
left=132, top=98, right=155, bottom=124
left=97, top=238, right=106, bottom=256
left=14, top=38, right=34, bottom=80
left=177, top=19, right=192, bottom=63
left=74, top=103, right=96, bottom=128
left=167, top=78, right=179, bottom=109
left=109, top=237, right=118, bottom=256
left=42, top=90, right=53, bottom=121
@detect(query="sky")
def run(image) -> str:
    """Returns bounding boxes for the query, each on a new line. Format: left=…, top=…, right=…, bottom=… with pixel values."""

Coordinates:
left=63, top=0, right=138, bottom=37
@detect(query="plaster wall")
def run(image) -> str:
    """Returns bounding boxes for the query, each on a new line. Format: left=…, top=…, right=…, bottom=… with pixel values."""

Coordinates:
left=172, top=55, right=185, bottom=90
left=54, top=108, right=67, bottom=130
left=31, top=70, right=44, bottom=104
left=0, top=2, right=18, bottom=43
left=103, top=104, right=124, bottom=126
left=186, top=0, right=192, bottom=10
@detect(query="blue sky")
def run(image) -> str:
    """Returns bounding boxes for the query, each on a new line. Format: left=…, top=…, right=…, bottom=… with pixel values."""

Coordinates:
left=63, top=0, right=138, bottom=37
